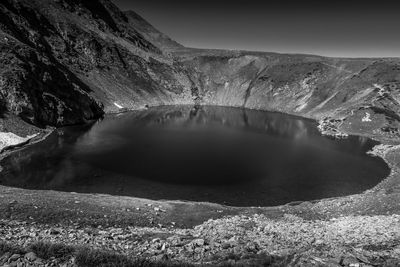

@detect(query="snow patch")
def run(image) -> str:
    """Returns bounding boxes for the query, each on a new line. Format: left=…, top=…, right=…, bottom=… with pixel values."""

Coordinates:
left=114, top=102, right=124, bottom=109
left=0, top=132, right=38, bottom=151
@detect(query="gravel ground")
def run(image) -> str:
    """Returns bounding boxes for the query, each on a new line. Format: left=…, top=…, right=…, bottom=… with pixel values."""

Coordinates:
left=1, top=213, right=399, bottom=266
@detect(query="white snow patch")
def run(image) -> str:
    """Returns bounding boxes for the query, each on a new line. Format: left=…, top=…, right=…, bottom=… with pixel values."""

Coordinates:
left=312, top=91, right=339, bottom=111
left=114, top=102, right=124, bottom=109
left=0, top=132, right=37, bottom=151
left=295, top=102, right=308, bottom=112
left=348, top=87, right=375, bottom=103
left=362, top=112, right=372, bottom=122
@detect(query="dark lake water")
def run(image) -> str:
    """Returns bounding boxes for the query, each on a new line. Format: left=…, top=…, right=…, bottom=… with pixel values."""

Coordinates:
left=0, top=106, right=390, bottom=206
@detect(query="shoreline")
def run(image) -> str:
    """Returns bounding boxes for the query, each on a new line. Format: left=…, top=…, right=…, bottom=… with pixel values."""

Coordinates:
left=0, top=128, right=54, bottom=172
left=0, top=128, right=54, bottom=153
left=0, top=105, right=399, bottom=265
left=0, top=104, right=397, bottom=210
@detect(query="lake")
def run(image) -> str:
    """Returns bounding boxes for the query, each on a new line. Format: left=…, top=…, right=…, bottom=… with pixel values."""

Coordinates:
left=0, top=105, right=390, bottom=206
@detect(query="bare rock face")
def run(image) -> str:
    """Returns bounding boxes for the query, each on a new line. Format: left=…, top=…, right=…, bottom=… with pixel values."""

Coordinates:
left=0, top=0, right=106, bottom=126
left=0, top=0, right=194, bottom=127
left=0, top=0, right=399, bottom=140
left=0, top=34, right=104, bottom=126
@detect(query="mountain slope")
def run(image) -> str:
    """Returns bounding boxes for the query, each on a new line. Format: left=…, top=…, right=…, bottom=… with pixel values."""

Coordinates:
left=0, top=0, right=399, bottom=142
left=0, top=0, right=195, bottom=127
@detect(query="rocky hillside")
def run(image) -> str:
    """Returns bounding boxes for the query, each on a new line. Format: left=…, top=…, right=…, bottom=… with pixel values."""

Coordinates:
left=175, top=50, right=400, bottom=139
left=0, top=0, right=399, bottom=141
left=0, top=0, right=194, bottom=128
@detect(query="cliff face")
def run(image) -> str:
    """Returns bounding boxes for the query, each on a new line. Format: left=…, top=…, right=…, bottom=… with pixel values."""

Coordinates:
left=0, top=0, right=399, bottom=140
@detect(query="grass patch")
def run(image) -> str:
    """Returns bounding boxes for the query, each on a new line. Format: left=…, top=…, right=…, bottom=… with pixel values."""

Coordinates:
left=75, top=248, right=198, bottom=267
left=221, top=253, right=293, bottom=267
left=0, top=241, right=291, bottom=267
left=0, top=241, right=25, bottom=255
left=75, top=248, right=135, bottom=267
left=29, top=241, right=75, bottom=260
left=0, top=241, right=196, bottom=267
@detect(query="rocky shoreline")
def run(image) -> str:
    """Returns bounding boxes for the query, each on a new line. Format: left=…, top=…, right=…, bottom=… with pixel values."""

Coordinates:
left=0, top=123, right=399, bottom=265
left=317, top=117, right=349, bottom=139
left=0, top=105, right=399, bottom=265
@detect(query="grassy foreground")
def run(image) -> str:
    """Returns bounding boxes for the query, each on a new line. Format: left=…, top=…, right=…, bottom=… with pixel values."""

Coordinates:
left=0, top=241, right=290, bottom=267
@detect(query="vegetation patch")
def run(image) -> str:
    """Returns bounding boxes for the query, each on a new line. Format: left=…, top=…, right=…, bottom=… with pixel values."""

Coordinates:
left=29, top=241, right=75, bottom=260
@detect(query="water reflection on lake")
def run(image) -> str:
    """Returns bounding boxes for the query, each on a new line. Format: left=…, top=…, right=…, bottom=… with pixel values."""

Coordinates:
left=0, top=105, right=390, bottom=206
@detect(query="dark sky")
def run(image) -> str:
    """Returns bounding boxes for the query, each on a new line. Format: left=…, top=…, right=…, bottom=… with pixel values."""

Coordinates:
left=113, top=0, right=400, bottom=58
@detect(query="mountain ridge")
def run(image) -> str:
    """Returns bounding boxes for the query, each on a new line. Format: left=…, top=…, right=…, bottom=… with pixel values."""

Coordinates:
left=0, top=0, right=399, bottom=142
